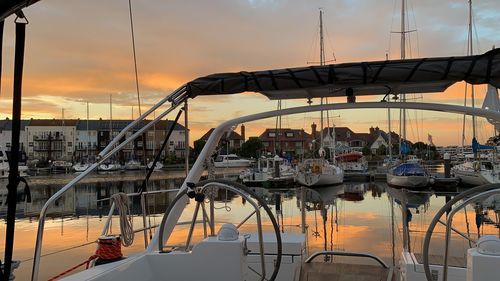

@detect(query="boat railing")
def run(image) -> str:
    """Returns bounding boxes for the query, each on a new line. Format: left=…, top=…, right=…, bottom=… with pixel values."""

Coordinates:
left=305, top=250, right=389, bottom=269
left=97, top=189, right=180, bottom=244
left=157, top=179, right=283, bottom=281
left=422, top=183, right=500, bottom=281
left=31, top=85, right=189, bottom=281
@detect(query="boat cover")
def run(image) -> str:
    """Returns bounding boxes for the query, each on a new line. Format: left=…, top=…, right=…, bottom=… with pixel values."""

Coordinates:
left=392, top=163, right=426, bottom=177
left=335, top=152, right=363, bottom=162
left=187, top=49, right=500, bottom=100
left=0, top=0, right=39, bottom=21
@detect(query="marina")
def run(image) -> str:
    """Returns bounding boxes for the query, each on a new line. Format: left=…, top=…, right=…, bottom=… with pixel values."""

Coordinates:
left=1, top=172, right=499, bottom=280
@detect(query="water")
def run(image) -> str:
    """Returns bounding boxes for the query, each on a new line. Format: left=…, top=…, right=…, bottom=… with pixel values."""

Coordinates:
left=0, top=170, right=499, bottom=280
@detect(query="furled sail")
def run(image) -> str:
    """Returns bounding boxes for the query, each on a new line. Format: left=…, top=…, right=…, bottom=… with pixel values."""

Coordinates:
left=481, top=84, right=500, bottom=131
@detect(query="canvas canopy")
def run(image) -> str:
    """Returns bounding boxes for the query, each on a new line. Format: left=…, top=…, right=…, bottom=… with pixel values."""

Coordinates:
left=187, top=49, right=500, bottom=100
left=0, top=0, right=39, bottom=21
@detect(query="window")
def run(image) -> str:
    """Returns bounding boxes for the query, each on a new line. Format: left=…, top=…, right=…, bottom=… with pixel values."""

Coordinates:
left=68, top=142, right=72, bottom=147
left=29, top=142, right=33, bottom=147
left=6, top=143, right=10, bottom=147
left=169, top=141, right=174, bottom=146
left=268, top=132, right=276, bottom=137
left=137, top=141, right=143, bottom=148
left=286, top=132, right=294, bottom=137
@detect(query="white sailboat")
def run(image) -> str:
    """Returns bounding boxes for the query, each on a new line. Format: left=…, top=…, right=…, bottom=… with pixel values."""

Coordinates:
left=296, top=9, right=343, bottom=187
left=386, top=0, right=429, bottom=189
left=98, top=95, right=122, bottom=172
left=450, top=2, right=500, bottom=186
left=73, top=102, right=92, bottom=172
left=240, top=155, right=296, bottom=187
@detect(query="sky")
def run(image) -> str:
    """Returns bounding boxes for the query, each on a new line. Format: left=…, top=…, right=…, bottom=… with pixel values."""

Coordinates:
left=0, top=0, right=499, bottom=146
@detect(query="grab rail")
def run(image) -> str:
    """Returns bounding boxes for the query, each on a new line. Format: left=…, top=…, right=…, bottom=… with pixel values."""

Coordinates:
left=422, top=183, right=500, bottom=281
left=442, top=188, right=500, bottom=281
left=305, top=250, right=389, bottom=269
left=31, top=86, right=188, bottom=281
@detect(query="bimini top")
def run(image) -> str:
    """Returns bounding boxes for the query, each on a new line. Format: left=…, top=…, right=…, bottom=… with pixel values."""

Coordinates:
left=0, top=0, right=39, bottom=21
left=186, top=48, right=500, bottom=100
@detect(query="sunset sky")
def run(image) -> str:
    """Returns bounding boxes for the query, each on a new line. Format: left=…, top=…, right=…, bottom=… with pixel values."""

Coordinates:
left=0, top=0, right=499, bottom=146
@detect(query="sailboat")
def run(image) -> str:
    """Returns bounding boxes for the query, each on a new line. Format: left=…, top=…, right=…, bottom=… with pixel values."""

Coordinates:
left=386, top=0, right=429, bottom=189
left=296, top=9, right=344, bottom=187
left=450, top=2, right=500, bottom=186
left=98, top=95, right=122, bottom=172
left=73, top=102, right=92, bottom=172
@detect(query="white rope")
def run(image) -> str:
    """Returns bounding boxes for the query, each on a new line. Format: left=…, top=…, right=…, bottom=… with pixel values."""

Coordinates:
left=111, top=193, right=134, bottom=247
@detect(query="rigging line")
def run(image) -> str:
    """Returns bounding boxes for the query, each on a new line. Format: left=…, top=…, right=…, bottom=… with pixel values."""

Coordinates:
left=408, top=0, right=420, bottom=57
left=0, top=20, right=3, bottom=98
left=128, top=0, right=142, bottom=116
left=387, top=0, right=399, bottom=58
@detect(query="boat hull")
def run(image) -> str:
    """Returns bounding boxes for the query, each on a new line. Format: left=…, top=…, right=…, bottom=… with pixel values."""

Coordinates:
left=296, top=171, right=344, bottom=187
left=386, top=173, right=429, bottom=189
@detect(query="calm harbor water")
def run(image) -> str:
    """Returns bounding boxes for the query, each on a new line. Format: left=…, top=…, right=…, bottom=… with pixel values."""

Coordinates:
left=0, top=169, right=499, bottom=280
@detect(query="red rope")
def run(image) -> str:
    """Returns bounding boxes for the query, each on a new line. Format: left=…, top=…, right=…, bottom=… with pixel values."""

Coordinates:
left=47, top=236, right=123, bottom=280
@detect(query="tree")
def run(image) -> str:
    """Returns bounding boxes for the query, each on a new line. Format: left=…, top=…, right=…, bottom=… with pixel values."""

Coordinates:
left=240, top=138, right=263, bottom=158
left=362, top=145, right=372, bottom=156
left=193, top=139, right=206, bottom=157
left=376, top=144, right=387, bottom=156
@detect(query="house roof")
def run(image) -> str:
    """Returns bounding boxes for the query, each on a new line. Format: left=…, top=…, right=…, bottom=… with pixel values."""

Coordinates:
left=200, top=128, right=243, bottom=141
left=0, top=119, right=29, bottom=131
left=27, top=119, right=79, bottom=127
left=259, top=128, right=311, bottom=142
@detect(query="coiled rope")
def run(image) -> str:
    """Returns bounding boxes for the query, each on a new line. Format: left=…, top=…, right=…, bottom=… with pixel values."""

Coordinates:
left=111, top=193, right=134, bottom=247
left=47, top=236, right=123, bottom=281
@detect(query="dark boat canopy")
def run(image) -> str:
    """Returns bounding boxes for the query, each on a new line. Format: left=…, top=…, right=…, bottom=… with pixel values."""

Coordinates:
left=0, top=0, right=39, bottom=21
left=186, top=49, right=500, bottom=100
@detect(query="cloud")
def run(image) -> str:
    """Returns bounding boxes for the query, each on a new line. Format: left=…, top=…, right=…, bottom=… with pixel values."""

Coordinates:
left=0, top=0, right=498, bottom=145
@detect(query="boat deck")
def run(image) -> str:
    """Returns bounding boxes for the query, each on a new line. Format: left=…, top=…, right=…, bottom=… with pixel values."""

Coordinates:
left=299, top=263, right=394, bottom=281
left=413, top=253, right=467, bottom=268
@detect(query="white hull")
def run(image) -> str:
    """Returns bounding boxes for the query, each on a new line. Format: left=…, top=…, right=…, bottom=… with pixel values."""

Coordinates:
left=98, top=163, right=122, bottom=171
left=296, top=169, right=344, bottom=187
left=452, top=161, right=500, bottom=186
left=73, top=163, right=90, bottom=172
left=125, top=161, right=142, bottom=170
left=0, top=165, right=29, bottom=178
left=386, top=173, right=429, bottom=188
left=147, top=161, right=163, bottom=170
left=214, top=160, right=251, bottom=168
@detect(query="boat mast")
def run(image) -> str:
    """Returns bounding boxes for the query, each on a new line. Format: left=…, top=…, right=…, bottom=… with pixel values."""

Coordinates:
left=86, top=101, right=89, bottom=158
left=469, top=0, right=477, bottom=147
left=109, top=94, right=113, bottom=149
left=319, top=9, right=325, bottom=156
left=400, top=0, right=407, bottom=161
left=387, top=53, right=392, bottom=161
left=462, top=0, right=477, bottom=152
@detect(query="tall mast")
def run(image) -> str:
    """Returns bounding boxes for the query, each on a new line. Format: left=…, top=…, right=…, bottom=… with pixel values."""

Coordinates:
left=109, top=94, right=113, bottom=142
left=86, top=101, right=89, bottom=157
left=319, top=9, right=325, bottom=153
left=461, top=0, right=476, bottom=151
left=400, top=0, right=406, bottom=145
left=469, top=0, right=476, bottom=140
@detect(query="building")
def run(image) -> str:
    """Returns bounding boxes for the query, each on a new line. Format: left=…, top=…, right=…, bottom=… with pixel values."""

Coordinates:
left=75, top=120, right=100, bottom=161
left=144, top=120, right=187, bottom=160
left=0, top=118, right=188, bottom=164
left=322, top=126, right=400, bottom=154
left=25, top=119, right=78, bottom=162
left=259, top=128, right=311, bottom=157
left=199, top=125, right=245, bottom=154
left=0, top=118, right=29, bottom=152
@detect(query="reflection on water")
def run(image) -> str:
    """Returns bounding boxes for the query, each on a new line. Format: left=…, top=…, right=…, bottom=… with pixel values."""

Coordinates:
left=0, top=175, right=499, bottom=280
